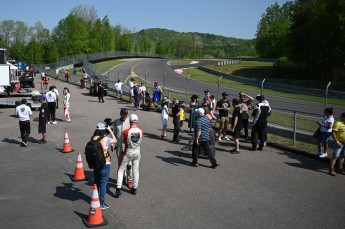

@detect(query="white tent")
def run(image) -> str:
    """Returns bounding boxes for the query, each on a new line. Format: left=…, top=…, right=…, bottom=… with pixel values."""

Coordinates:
left=6, top=61, right=18, bottom=70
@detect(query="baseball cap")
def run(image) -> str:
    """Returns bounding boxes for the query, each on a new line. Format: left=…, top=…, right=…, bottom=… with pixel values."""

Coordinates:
left=222, top=92, right=229, bottom=96
left=340, top=112, right=345, bottom=118
left=195, top=108, right=205, bottom=116
left=96, top=123, right=106, bottom=130
left=39, top=95, right=46, bottom=100
left=129, top=114, right=138, bottom=122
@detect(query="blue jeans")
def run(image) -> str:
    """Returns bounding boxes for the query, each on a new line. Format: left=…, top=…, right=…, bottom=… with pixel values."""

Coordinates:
left=93, top=164, right=110, bottom=205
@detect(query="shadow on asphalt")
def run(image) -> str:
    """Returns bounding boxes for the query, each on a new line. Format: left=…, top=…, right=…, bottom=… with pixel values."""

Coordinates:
left=54, top=182, right=90, bottom=203
left=279, top=151, right=329, bottom=175
left=156, top=155, right=190, bottom=166
left=143, top=132, right=162, bottom=140
left=2, top=137, right=22, bottom=145
left=73, top=211, right=88, bottom=221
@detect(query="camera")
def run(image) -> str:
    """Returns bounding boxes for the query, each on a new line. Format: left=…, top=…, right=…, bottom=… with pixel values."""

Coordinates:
left=104, top=118, right=114, bottom=127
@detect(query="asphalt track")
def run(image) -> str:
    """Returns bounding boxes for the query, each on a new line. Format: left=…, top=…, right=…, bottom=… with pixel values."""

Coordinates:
left=1, top=77, right=344, bottom=228
left=107, top=58, right=343, bottom=117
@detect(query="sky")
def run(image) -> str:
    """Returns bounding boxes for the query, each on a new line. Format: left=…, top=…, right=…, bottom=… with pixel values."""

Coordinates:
left=0, top=0, right=289, bottom=39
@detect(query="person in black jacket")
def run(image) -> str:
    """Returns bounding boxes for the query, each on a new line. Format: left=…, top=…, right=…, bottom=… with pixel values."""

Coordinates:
left=251, top=95, right=271, bottom=151
left=97, top=82, right=104, bottom=103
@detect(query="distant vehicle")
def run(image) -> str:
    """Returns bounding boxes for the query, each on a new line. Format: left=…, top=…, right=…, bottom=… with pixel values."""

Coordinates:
left=19, top=71, right=35, bottom=88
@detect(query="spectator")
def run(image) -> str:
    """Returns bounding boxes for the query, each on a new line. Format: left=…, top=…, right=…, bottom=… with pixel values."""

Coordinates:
left=64, top=69, right=69, bottom=82
left=38, top=96, right=48, bottom=144
left=152, top=82, right=163, bottom=111
left=42, top=74, right=49, bottom=93
left=52, top=85, right=59, bottom=110
left=40, top=71, right=45, bottom=81
left=202, top=89, right=211, bottom=104
left=239, top=92, right=254, bottom=142
left=172, top=99, right=181, bottom=143
left=91, top=123, right=116, bottom=209
left=315, top=108, right=334, bottom=158
left=46, top=86, right=57, bottom=124
left=97, top=82, right=104, bottom=103
left=138, top=82, right=146, bottom=108
left=209, top=95, right=216, bottom=114
left=83, top=72, right=88, bottom=89
left=115, top=114, right=144, bottom=198
left=191, top=108, right=219, bottom=169
left=15, top=98, right=32, bottom=147
left=161, top=97, right=170, bottom=139
left=329, top=112, right=345, bottom=176
left=63, top=87, right=71, bottom=123
left=113, top=108, right=132, bottom=189
left=230, top=98, right=243, bottom=154
left=114, top=79, right=123, bottom=99
left=188, top=94, right=199, bottom=133
left=216, top=92, right=231, bottom=141
left=133, top=84, right=139, bottom=111
left=201, top=106, right=216, bottom=157
left=129, top=78, right=135, bottom=104
left=73, top=67, right=77, bottom=75
left=179, top=104, right=185, bottom=133
left=251, top=95, right=271, bottom=151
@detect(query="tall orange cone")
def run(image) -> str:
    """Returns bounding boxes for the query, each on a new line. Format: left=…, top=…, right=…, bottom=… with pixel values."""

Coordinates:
left=82, top=184, right=108, bottom=228
left=62, top=129, right=73, bottom=153
left=71, top=151, right=88, bottom=182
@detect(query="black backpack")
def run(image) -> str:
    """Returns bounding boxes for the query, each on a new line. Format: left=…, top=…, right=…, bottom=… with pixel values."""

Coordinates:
left=85, top=136, right=108, bottom=170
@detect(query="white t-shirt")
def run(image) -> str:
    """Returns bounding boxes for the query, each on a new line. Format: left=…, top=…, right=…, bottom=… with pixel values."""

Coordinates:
left=46, top=91, right=57, bottom=102
left=64, top=93, right=70, bottom=107
left=53, top=88, right=59, bottom=98
left=320, top=115, right=334, bottom=133
left=16, top=104, right=32, bottom=121
left=115, top=82, right=123, bottom=90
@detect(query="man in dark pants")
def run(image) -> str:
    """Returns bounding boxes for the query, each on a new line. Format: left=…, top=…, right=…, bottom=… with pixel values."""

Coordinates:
left=46, top=86, right=57, bottom=124
left=251, top=95, right=271, bottom=151
left=15, top=98, right=32, bottom=147
left=38, top=96, right=48, bottom=144
left=239, top=92, right=254, bottom=142
left=172, top=99, right=181, bottom=143
left=97, top=82, right=104, bottom=103
left=191, top=108, right=219, bottom=168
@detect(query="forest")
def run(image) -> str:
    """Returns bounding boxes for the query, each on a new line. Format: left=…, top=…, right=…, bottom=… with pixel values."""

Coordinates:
left=1, top=1, right=345, bottom=82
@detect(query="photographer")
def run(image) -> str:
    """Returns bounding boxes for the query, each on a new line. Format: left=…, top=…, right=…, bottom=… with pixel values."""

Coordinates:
left=172, top=99, right=181, bottom=143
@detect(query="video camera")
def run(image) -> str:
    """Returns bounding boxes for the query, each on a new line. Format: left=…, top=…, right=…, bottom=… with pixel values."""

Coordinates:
left=104, top=118, right=114, bottom=127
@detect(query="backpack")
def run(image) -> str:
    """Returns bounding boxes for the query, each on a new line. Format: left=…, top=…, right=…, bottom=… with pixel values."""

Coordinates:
left=85, top=136, right=107, bottom=170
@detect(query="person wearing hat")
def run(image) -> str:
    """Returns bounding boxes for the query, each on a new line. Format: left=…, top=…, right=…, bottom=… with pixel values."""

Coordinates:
left=115, top=114, right=144, bottom=197
left=172, top=99, right=181, bottom=143
left=216, top=92, right=231, bottom=141
left=92, top=122, right=116, bottom=209
left=239, top=92, right=254, bottom=142
left=188, top=94, right=199, bottom=133
left=15, top=98, right=32, bottom=147
left=113, top=108, right=132, bottom=188
left=329, top=112, right=345, bottom=176
left=138, top=82, right=146, bottom=108
left=161, top=97, right=170, bottom=138
left=191, top=108, right=219, bottom=168
left=38, top=95, right=48, bottom=144
left=251, top=94, right=271, bottom=151
left=230, top=98, right=243, bottom=154
left=152, top=82, right=163, bottom=111
left=202, top=89, right=211, bottom=104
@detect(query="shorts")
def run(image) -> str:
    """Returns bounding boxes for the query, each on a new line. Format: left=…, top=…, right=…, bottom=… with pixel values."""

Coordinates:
left=38, top=120, right=46, bottom=133
left=116, top=90, right=123, bottom=95
left=130, top=90, right=134, bottom=96
left=219, top=117, right=229, bottom=130
left=318, top=132, right=332, bottom=142
left=162, top=118, right=168, bottom=126
left=332, top=141, right=345, bottom=158
left=232, top=127, right=242, bottom=139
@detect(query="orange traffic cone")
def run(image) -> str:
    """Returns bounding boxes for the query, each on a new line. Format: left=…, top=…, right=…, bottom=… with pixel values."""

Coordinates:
left=82, top=184, right=108, bottom=228
left=71, top=151, right=88, bottom=182
left=62, top=129, right=73, bottom=153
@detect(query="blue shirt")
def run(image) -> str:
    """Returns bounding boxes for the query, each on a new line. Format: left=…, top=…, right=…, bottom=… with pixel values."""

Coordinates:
left=195, top=116, right=211, bottom=141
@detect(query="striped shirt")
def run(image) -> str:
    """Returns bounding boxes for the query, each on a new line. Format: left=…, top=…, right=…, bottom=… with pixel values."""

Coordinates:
left=195, top=116, right=211, bottom=141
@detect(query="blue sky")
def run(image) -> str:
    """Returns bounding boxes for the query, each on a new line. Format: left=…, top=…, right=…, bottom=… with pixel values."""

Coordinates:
left=0, top=0, right=288, bottom=39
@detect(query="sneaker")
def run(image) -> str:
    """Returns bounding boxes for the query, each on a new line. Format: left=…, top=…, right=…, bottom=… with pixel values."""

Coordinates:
left=52, top=121, right=57, bottom=124
left=21, top=142, right=28, bottom=147
left=66, top=119, right=71, bottom=123
left=47, top=121, right=51, bottom=124
left=114, top=189, right=122, bottom=198
left=190, top=162, right=199, bottom=167
left=230, top=149, right=240, bottom=154
left=130, top=188, right=137, bottom=195
left=127, top=180, right=133, bottom=189
left=223, top=136, right=230, bottom=141
left=38, top=140, right=47, bottom=144
left=211, top=163, right=219, bottom=169
left=314, top=152, right=322, bottom=156
left=218, top=136, right=222, bottom=141
left=319, top=152, right=328, bottom=158
left=100, top=202, right=110, bottom=210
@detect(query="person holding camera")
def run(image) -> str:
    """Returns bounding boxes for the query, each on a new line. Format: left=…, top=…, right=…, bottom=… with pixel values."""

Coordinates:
left=113, top=108, right=132, bottom=189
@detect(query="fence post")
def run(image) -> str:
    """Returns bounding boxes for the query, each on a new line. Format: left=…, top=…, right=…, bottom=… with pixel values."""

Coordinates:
left=325, top=82, right=331, bottom=109
left=217, top=76, right=223, bottom=101
left=293, top=111, right=297, bottom=147
left=261, top=78, right=266, bottom=95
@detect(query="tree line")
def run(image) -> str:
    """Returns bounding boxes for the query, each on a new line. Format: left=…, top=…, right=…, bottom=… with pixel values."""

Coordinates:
left=255, top=0, right=345, bottom=82
left=0, top=5, right=256, bottom=65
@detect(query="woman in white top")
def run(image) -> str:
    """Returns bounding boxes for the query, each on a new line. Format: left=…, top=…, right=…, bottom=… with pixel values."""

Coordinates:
left=63, top=87, right=71, bottom=122
left=161, top=97, right=170, bottom=138
left=315, top=107, right=334, bottom=158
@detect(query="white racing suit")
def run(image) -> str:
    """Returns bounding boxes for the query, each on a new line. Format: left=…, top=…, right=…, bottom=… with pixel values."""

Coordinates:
left=116, top=125, right=143, bottom=189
